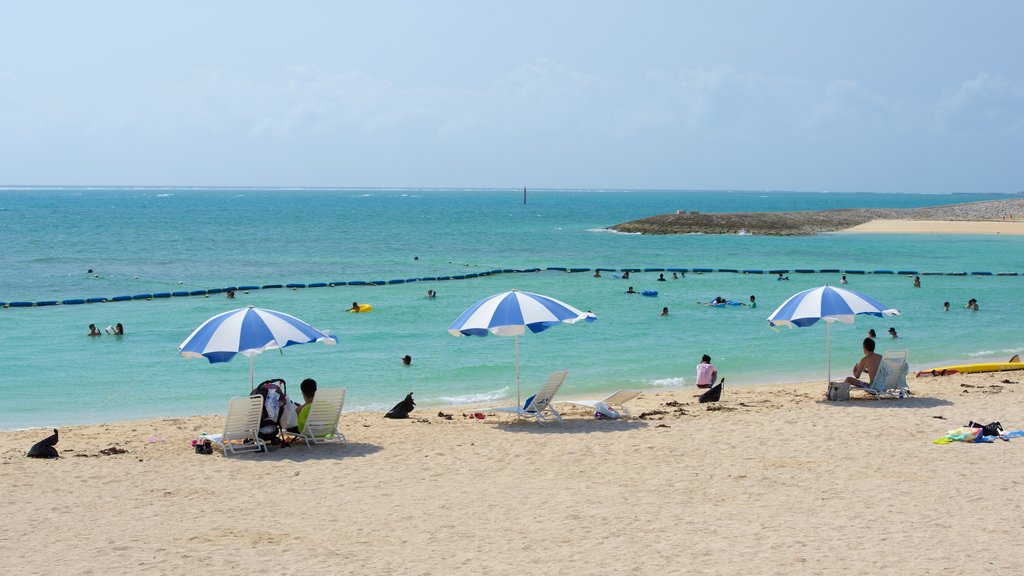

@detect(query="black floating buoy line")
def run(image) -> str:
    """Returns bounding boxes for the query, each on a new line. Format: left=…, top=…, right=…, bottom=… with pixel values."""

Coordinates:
left=2, top=266, right=1019, bottom=309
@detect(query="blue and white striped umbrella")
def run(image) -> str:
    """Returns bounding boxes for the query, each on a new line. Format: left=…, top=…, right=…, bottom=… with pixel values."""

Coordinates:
left=767, top=285, right=899, bottom=383
left=448, top=289, right=591, bottom=337
left=179, top=305, right=336, bottom=388
left=448, top=290, right=593, bottom=407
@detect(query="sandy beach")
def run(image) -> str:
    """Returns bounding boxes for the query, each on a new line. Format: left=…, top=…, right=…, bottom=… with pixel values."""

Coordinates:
left=3, top=371, right=1023, bottom=575
left=842, top=219, right=1024, bottom=235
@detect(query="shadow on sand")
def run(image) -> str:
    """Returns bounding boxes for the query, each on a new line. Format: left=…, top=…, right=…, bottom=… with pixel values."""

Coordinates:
left=819, top=395, right=954, bottom=409
left=222, top=441, right=382, bottom=462
left=494, top=417, right=648, bottom=434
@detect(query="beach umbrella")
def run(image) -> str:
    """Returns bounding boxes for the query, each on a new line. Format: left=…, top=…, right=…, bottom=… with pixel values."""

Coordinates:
left=767, top=285, right=899, bottom=383
left=448, top=290, right=593, bottom=409
left=178, top=305, right=337, bottom=388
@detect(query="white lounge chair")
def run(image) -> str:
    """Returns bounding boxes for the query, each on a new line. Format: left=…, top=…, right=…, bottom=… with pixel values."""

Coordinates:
left=201, top=395, right=266, bottom=456
left=854, top=349, right=910, bottom=399
left=466, top=369, right=568, bottom=423
left=286, top=387, right=347, bottom=448
left=555, top=390, right=642, bottom=418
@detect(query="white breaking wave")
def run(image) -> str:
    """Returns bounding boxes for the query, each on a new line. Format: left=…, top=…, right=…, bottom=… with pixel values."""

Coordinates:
left=585, top=228, right=641, bottom=235
left=432, top=388, right=510, bottom=406
left=646, top=376, right=686, bottom=387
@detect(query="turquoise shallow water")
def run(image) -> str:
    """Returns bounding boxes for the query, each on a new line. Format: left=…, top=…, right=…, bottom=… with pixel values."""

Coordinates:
left=2, top=188, right=1023, bottom=429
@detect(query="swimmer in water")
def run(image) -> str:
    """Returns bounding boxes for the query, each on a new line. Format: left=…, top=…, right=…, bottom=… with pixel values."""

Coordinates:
left=347, top=301, right=361, bottom=312
left=625, top=286, right=637, bottom=294
left=661, top=307, right=669, bottom=316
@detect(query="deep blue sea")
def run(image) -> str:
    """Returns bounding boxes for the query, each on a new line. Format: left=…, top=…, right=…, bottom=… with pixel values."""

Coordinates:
left=3, top=187, right=1023, bottom=429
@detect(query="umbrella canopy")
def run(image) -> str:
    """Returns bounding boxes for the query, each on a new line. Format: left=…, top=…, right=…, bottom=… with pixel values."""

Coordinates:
left=179, top=305, right=336, bottom=387
left=448, top=290, right=592, bottom=408
left=448, top=289, right=591, bottom=337
left=767, top=285, right=899, bottom=382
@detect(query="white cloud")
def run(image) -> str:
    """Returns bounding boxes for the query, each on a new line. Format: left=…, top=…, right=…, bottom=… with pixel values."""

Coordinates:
left=936, top=73, right=1024, bottom=134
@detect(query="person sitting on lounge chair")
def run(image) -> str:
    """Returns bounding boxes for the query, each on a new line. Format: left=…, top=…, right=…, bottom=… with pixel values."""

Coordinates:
left=844, top=337, right=882, bottom=388
left=294, top=378, right=318, bottom=431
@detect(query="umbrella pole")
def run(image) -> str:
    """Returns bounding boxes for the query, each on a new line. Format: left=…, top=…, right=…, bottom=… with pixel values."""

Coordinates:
left=249, top=355, right=255, bottom=391
left=515, top=335, right=521, bottom=411
left=826, top=321, right=831, bottom=384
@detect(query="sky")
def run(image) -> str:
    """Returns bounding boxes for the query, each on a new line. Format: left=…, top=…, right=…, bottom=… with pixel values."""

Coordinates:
left=1, top=1, right=1022, bottom=193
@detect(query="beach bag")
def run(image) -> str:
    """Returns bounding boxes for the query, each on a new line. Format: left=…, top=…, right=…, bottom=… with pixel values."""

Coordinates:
left=279, top=401, right=298, bottom=430
left=594, top=401, right=621, bottom=419
left=699, top=378, right=724, bottom=403
left=27, top=429, right=59, bottom=459
left=827, top=381, right=850, bottom=401
left=384, top=393, right=416, bottom=419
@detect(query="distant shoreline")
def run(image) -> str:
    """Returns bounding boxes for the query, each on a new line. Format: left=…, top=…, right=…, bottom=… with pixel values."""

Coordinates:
left=609, top=198, right=1024, bottom=236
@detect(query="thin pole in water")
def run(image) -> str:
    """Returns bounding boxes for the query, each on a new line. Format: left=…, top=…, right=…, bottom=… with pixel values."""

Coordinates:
left=523, top=187, right=527, bottom=205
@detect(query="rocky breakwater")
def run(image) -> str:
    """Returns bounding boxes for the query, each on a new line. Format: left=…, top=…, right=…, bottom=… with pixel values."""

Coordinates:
left=608, top=198, right=1024, bottom=236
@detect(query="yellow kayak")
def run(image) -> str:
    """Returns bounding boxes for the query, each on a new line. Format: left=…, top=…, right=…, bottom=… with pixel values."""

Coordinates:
left=916, top=357, right=1023, bottom=377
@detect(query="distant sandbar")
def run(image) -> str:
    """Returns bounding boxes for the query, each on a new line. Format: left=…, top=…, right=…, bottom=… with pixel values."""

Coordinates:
left=842, top=219, right=1024, bottom=235
left=609, top=198, right=1024, bottom=236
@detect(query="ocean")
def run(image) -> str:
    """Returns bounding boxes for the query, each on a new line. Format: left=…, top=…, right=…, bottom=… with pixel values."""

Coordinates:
left=2, top=187, right=1023, bottom=429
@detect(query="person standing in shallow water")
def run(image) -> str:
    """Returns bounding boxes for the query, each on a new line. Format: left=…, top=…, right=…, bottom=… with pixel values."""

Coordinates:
left=913, top=276, right=921, bottom=288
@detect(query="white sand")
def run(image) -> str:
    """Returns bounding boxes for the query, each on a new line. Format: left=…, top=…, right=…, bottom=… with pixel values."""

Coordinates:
left=843, top=219, right=1024, bottom=235
left=3, top=372, right=1024, bottom=575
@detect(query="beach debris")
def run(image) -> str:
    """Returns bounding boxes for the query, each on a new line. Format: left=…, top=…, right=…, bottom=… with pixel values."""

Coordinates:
left=1001, top=379, right=1017, bottom=384
left=663, top=400, right=686, bottom=408
left=932, top=415, right=947, bottom=420
left=960, top=383, right=976, bottom=388
left=705, top=404, right=736, bottom=412
left=27, top=429, right=59, bottom=459
left=437, top=411, right=453, bottom=420
left=639, top=410, right=668, bottom=420
left=73, top=446, right=130, bottom=458
left=656, top=424, right=671, bottom=428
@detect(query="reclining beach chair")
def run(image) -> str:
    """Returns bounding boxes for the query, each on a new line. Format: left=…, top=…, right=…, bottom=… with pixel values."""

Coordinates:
left=201, top=395, right=266, bottom=456
left=555, top=390, right=642, bottom=418
left=855, top=350, right=910, bottom=400
left=466, top=369, right=568, bottom=423
left=286, top=387, right=347, bottom=448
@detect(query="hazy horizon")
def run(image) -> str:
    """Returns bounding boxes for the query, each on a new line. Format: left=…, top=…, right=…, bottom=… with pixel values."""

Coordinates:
left=2, top=1, right=1021, bottom=193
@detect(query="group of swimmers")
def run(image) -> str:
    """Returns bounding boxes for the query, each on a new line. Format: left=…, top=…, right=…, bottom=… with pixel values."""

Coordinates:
left=866, top=327, right=898, bottom=340
left=88, top=323, right=124, bottom=336
left=594, top=270, right=686, bottom=280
